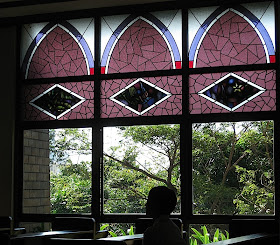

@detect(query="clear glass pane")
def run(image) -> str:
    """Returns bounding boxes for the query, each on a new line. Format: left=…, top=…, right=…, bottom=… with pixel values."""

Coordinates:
left=103, top=125, right=181, bottom=214
left=100, top=223, right=135, bottom=237
left=189, top=224, right=229, bottom=244
left=23, top=128, right=92, bottom=214
left=192, top=121, right=274, bottom=215
left=19, top=222, right=51, bottom=233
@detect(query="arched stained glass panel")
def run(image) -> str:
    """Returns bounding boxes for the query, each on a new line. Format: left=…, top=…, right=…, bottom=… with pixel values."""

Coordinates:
left=101, top=11, right=182, bottom=74
left=21, top=19, right=94, bottom=79
left=188, top=3, right=275, bottom=68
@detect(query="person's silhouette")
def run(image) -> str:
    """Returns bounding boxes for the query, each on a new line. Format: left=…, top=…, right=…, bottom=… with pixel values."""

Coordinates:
left=142, top=186, right=186, bottom=245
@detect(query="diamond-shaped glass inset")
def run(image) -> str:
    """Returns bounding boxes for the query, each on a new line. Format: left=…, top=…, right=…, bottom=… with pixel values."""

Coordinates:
left=110, top=78, right=171, bottom=115
left=30, top=84, right=86, bottom=119
left=198, top=73, right=266, bottom=111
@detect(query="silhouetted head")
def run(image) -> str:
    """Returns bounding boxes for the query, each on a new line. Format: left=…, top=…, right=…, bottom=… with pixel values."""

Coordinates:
left=146, top=186, right=177, bottom=218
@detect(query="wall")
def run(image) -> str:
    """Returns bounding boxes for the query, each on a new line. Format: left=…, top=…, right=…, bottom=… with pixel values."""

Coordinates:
left=0, top=26, right=16, bottom=217
left=23, top=129, right=50, bottom=215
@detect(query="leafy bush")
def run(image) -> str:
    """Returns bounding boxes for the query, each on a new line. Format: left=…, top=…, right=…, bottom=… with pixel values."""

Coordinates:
left=189, top=225, right=229, bottom=244
left=100, top=224, right=135, bottom=237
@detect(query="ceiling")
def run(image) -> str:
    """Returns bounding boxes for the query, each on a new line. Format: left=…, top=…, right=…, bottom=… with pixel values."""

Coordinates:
left=0, top=0, right=172, bottom=18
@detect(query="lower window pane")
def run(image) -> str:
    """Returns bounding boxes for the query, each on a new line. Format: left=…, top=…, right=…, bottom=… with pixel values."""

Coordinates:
left=189, top=224, right=229, bottom=244
left=103, top=124, right=181, bottom=214
left=100, top=223, right=135, bottom=237
left=192, top=121, right=274, bottom=215
left=19, top=222, right=51, bottom=233
left=23, top=128, right=92, bottom=214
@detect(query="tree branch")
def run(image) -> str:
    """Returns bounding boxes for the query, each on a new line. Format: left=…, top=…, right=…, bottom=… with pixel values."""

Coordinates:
left=104, top=153, right=168, bottom=185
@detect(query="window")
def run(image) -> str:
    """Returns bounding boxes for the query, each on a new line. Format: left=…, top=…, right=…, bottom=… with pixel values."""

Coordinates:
left=189, top=70, right=276, bottom=114
left=16, top=0, right=278, bottom=238
left=192, top=121, right=274, bottom=215
left=100, top=76, right=182, bottom=118
left=100, top=10, right=182, bottom=74
left=21, top=18, right=94, bottom=79
left=23, top=128, right=92, bottom=214
left=22, top=82, right=94, bottom=121
left=103, top=125, right=181, bottom=214
left=188, top=2, right=275, bottom=68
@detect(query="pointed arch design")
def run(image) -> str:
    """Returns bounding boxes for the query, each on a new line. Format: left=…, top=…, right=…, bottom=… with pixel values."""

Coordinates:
left=22, top=21, right=94, bottom=79
left=189, top=5, right=275, bottom=68
left=101, top=13, right=181, bottom=74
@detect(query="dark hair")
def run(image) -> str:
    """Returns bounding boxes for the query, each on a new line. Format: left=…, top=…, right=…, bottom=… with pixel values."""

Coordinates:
left=148, top=186, right=177, bottom=215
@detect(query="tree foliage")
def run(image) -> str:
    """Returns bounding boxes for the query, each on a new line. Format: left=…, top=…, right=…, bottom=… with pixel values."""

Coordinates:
left=103, top=124, right=181, bottom=213
left=49, top=122, right=274, bottom=216
left=192, top=121, right=274, bottom=214
left=49, top=128, right=92, bottom=214
left=50, top=161, right=92, bottom=214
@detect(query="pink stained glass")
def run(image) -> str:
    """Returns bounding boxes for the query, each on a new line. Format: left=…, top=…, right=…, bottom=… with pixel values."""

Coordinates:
left=197, top=11, right=266, bottom=67
left=27, top=26, right=88, bottom=79
left=189, top=70, right=276, bottom=114
left=23, top=82, right=94, bottom=121
left=107, top=20, right=173, bottom=73
left=100, top=76, right=182, bottom=118
left=187, top=2, right=277, bottom=69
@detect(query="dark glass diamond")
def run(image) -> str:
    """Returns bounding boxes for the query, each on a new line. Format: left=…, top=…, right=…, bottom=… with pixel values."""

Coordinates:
left=30, top=85, right=84, bottom=119
left=199, top=73, right=265, bottom=111
left=110, top=78, right=170, bottom=115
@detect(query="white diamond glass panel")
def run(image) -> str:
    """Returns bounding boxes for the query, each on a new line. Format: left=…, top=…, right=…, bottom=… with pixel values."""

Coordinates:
left=109, top=78, right=171, bottom=115
left=30, top=84, right=86, bottom=119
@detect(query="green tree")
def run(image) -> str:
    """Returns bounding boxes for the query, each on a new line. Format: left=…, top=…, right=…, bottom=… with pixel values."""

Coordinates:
left=192, top=121, right=274, bottom=215
left=50, top=161, right=92, bottom=213
left=49, top=122, right=274, bottom=216
left=103, top=124, right=181, bottom=213
left=49, top=128, right=92, bottom=214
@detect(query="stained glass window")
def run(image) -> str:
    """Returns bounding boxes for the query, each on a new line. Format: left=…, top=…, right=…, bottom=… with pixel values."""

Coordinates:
left=21, top=18, right=94, bottom=79
left=100, top=76, right=182, bottom=118
left=100, top=10, right=182, bottom=74
left=188, top=2, right=275, bottom=68
left=189, top=70, right=276, bottom=114
left=23, top=82, right=94, bottom=120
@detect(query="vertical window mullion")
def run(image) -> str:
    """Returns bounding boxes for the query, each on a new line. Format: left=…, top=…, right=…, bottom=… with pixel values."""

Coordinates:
left=273, top=0, right=280, bottom=221
left=92, top=15, right=102, bottom=222
left=181, top=6, right=193, bottom=228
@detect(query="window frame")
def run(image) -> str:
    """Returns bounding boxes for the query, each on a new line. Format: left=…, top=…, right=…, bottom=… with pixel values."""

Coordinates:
left=14, top=0, right=280, bottom=234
